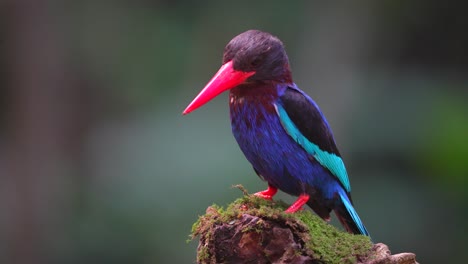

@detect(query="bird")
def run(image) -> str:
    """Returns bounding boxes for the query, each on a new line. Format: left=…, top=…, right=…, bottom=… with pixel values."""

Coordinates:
left=183, top=30, right=369, bottom=236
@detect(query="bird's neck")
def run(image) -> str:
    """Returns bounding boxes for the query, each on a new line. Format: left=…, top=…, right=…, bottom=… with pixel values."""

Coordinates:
left=229, top=82, right=286, bottom=116
left=230, top=82, right=278, bottom=98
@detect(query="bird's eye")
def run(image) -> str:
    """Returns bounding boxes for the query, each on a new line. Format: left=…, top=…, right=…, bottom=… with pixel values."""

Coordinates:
left=250, top=58, right=261, bottom=67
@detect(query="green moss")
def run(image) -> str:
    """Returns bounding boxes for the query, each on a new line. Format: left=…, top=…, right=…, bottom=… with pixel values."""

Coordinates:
left=196, top=246, right=210, bottom=263
left=190, top=187, right=372, bottom=264
left=295, top=210, right=372, bottom=263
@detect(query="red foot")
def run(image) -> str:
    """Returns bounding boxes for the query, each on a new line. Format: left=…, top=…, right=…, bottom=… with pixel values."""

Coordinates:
left=285, top=194, right=310, bottom=213
left=253, top=185, right=278, bottom=200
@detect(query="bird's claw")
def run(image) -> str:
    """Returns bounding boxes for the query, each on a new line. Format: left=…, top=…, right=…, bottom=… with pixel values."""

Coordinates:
left=284, top=194, right=310, bottom=213
left=253, top=185, right=278, bottom=200
left=253, top=192, right=273, bottom=200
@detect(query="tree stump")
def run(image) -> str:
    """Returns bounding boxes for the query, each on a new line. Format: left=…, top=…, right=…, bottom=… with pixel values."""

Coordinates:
left=191, top=189, right=418, bottom=264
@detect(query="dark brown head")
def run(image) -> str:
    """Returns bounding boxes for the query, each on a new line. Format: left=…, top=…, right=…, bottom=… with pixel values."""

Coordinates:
left=183, top=30, right=292, bottom=114
left=223, top=30, right=292, bottom=83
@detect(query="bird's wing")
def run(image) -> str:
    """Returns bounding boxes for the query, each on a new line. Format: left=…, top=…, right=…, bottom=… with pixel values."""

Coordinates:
left=274, top=85, right=351, bottom=192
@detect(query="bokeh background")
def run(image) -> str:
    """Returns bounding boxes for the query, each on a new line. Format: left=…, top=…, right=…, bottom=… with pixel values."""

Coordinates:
left=0, top=1, right=467, bottom=263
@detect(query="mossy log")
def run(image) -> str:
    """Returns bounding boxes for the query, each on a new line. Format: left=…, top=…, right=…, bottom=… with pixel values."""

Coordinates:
left=191, top=187, right=418, bottom=264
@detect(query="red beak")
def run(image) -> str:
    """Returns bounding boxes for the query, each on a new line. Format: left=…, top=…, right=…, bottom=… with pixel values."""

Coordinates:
left=183, top=60, right=255, bottom=115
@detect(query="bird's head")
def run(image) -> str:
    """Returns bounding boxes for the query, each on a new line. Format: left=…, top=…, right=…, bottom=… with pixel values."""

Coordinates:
left=223, top=30, right=291, bottom=82
left=183, top=30, right=291, bottom=115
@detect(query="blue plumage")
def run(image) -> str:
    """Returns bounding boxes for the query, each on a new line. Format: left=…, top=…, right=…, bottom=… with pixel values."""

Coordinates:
left=338, top=189, right=369, bottom=236
left=184, top=30, right=369, bottom=236
left=230, top=82, right=369, bottom=236
left=274, top=85, right=350, bottom=192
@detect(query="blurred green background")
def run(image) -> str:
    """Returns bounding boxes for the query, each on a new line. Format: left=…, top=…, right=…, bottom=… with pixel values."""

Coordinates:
left=0, top=1, right=467, bottom=263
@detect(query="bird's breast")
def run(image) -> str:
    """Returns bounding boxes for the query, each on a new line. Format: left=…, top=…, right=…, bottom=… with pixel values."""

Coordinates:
left=229, top=95, right=275, bottom=128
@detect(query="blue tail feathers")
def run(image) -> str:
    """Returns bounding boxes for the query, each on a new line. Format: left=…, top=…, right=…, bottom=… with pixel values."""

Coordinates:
left=335, top=190, right=370, bottom=236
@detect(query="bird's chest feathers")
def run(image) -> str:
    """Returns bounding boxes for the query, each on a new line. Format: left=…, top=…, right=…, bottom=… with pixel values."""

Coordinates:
left=229, top=85, right=285, bottom=157
left=229, top=86, right=278, bottom=131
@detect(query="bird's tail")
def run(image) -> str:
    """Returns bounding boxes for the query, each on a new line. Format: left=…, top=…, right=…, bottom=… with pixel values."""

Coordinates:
left=334, top=189, right=370, bottom=236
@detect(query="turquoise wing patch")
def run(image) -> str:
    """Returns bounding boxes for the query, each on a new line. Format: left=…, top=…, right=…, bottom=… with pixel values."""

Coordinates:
left=275, top=103, right=351, bottom=192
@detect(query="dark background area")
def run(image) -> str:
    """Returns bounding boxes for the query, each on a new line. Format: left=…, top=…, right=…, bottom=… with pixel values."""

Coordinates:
left=0, top=1, right=467, bottom=263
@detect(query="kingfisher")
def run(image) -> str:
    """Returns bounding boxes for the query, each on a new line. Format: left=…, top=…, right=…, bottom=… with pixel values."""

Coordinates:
left=183, top=30, right=369, bottom=236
